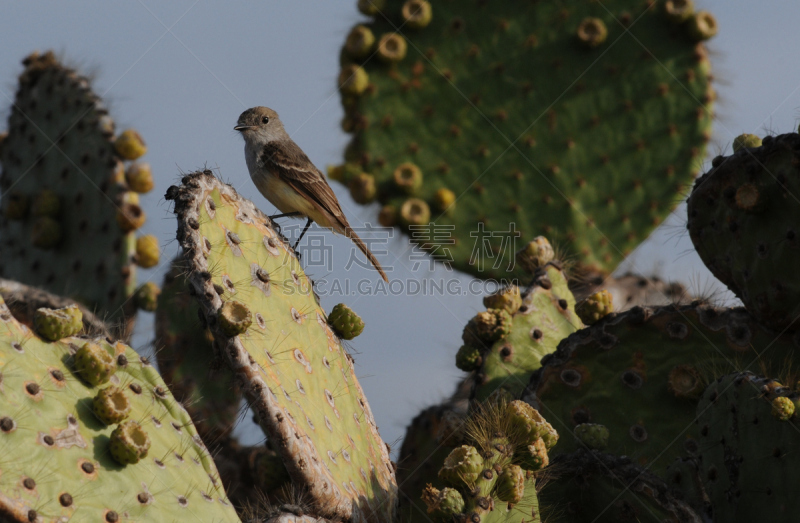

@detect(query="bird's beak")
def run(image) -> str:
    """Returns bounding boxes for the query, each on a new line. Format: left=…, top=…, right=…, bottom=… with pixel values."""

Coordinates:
left=234, top=125, right=255, bottom=132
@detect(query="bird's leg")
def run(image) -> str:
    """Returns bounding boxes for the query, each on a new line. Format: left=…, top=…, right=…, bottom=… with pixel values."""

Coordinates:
left=293, top=218, right=313, bottom=252
left=269, top=211, right=302, bottom=220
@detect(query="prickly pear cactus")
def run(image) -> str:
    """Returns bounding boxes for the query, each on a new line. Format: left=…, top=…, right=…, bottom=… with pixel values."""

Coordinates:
left=692, top=372, right=800, bottom=522
left=167, top=170, right=396, bottom=522
left=0, top=295, right=239, bottom=522
left=0, top=51, right=156, bottom=339
left=523, top=303, right=800, bottom=475
left=336, top=0, right=716, bottom=277
left=687, top=131, right=800, bottom=331
left=156, top=257, right=240, bottom=441
left=459, top=263, right=583, bottom=402
left=421, top=400, right=555, bottom=523
left=540, top=450, right=701, bottom=522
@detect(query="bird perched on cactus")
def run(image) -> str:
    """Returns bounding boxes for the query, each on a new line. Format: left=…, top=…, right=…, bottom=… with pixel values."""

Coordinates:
left=235, top=106, right=388, bottom=281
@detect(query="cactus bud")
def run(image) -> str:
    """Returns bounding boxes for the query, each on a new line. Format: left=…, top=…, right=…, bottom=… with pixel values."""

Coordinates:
left=349, top=172, right=377, bottom=204
left=495, top=464, right=525, bottom=504
left=462, top=309, right=512, bottom=346
left=125, top=162, right=155, bottom=193
left=402, top=0, right=433, bottom=29
left=688, top=11, right=718, bottom=41
left=134, top=282, right=161, bottom=312
left=339, top=65, right=369, bottom=95
left=732, top=133, right=762, bottom=152
left=576, top=18, right=608, bottom=48
left=114, top=129, right=147, bottom=160
left=662, top=0, right=694, bottom=23
left=400, top=198, right=430, bottom=226
left=135, top=235, right=160, bottom=268
left=483, top=285, right=522, bottom=314
left=506, top=400, right=558, bottom=449
left=438, top=445, right=484, bottom=487
left=377, top=33, right=407, bottom=62
left=345, top=25, right=376, bottom=59
left=575, top=290, right=613, bottom=325
left=455, top=344, right=482, bottom=372
left=422, top=485, right=464, bottom=521
left=515, top=236, right=554, bottom=273
left=772, top=396, right=795, bottom=422
left=432, top=188, right=456, bottom=215
left=327, top=303, right=365, bottom=340
left=574, top=423, right=610, bottom=450
left=116, top=202, right=146, bottom=232
left=393, top=163, right=423, bottom=194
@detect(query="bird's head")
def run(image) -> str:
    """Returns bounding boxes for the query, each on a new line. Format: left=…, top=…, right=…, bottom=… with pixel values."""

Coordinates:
left=235, top=106, right=285, bottom=143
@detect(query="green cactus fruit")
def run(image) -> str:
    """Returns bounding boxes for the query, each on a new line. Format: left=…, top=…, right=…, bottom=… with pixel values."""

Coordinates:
left=495, top=464, right=525, bottom=504
left=399, top=197, right=430, bottom=226
left=505, top=400, right=558, bottom=450
left=432, top=187, right=455, bottom=215
left=93, top=385, right=132, bottom=425
left=33, top=305, right=83, bottom=341
left=134, top=281, right=160, bottom=312
left=116, top=200, right=147, bottom=232
left=663, top=0, right=695, bottom=23
left=327, top=303, right=365, bottom=340
left=462, top=308, right=512, bottom=347
left=125, top=161, right=155, bottom=193
left=575, top=289, right=613, bottom=325
left=0, top=51, right=149, bottom=340
left=167, top=170, right=396, bottom=522
left=345, top=25, right=375, bottom=59
left=358, top=0, right=385, bottom=15
left=338, top=64, right=369, bottom=95
left=732, top=133, right=762, bottom=151
left=348, top=172, right=377, bottom=204
left=156, top=258, right=240, bottom=441
left=771, top=395, right=795, bottom=421
left=576, top=18, right=608, bottom=48
left=688, top=11, right=718, bottom=41
left=573, top=423, right=609, bottom=451
left=218, top=300, right=253, bottom=337
left=135, top=234, right=160, bottom=268
left=687, top=131, right=800, bottom=331
left=74, top=341, right=116, bottom=386
left=0, top=293, right=239, bottom=521
left=468, top=264, right=583, bottom=402
left=32, top=188, right=61, bottom=217
left=114, top=128, right=147, bottom=160
left=376, top=33, right=407, bottom=62
left=516, top=438, right=549, bottom=472
left=455, top=344, right=482, bottom=372
left=337, top=1, right=716, bottom=278
left=692, top=373, right=800, bottom=521
left=515, top=237, right=554, bottom=274
left=438, top=445, right=483, bottom=487
left=393, top=162, right=423, bottom=194
left=540, top=450, right=700, bottom=522
left=525, top=302, right=800, bottom=475
left=421, top=485, right=465, bottom=522
left=483, top=285, right=522, bottom=314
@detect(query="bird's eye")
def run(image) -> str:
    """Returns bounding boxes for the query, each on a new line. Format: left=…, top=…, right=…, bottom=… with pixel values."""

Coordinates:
left=261, top=116, right=270, bottom=124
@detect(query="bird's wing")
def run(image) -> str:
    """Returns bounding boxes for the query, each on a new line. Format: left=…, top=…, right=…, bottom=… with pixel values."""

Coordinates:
left=260, top=140, right=344, bottom=219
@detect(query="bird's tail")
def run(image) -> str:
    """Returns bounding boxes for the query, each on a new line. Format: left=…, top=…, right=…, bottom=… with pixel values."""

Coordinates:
left=345, top=227, right=389, bottom=282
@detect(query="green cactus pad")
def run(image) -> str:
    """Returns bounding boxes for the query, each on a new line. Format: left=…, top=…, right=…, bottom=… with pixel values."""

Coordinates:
left=524, top=302, right=800, bottom=475
left=687, top=131, right=800, bottom=331
left=468, top=264, right=583, bottom=402
left=0, top=295, right=239, bottom=522
left=337, top=1, right=716, bottom=277
left=0, top=51, right=154, bottom=339
left=155, top=257, right=240, bottom=441
left=540, top=450, right=700, bottom=522
left=692, top=372, right=800, bottom=522
left=167, top=170, right=396, bottom=522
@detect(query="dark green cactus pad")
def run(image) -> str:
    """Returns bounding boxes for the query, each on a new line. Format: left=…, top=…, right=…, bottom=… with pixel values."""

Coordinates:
left=690, top=372, right=800, bottom=522
left=155, top=257, right=240, bottom=441
left=167, top=170, right=396, bottom=522
left=0, top=295, right=238, bottom=522
left=337, top=0, right=716, bottom=277
left=469, top=265, right=583, bottom=402
left=687, top=131, right=800, bottom=331
left=0, top=51, right=153, bottom=339
left=539, top=450, right=700, bottom=522
left=523, top=303, right=800, bottom=476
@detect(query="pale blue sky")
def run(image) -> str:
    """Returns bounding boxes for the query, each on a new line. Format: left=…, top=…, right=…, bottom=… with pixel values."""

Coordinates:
left=2, top=1, right=800, bottom=452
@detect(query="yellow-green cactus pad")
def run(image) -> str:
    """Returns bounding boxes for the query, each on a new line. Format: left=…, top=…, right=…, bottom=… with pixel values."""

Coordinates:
left=167, top=170, right=396, bottom=522
left=0, top=295, right=239, bottom=522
